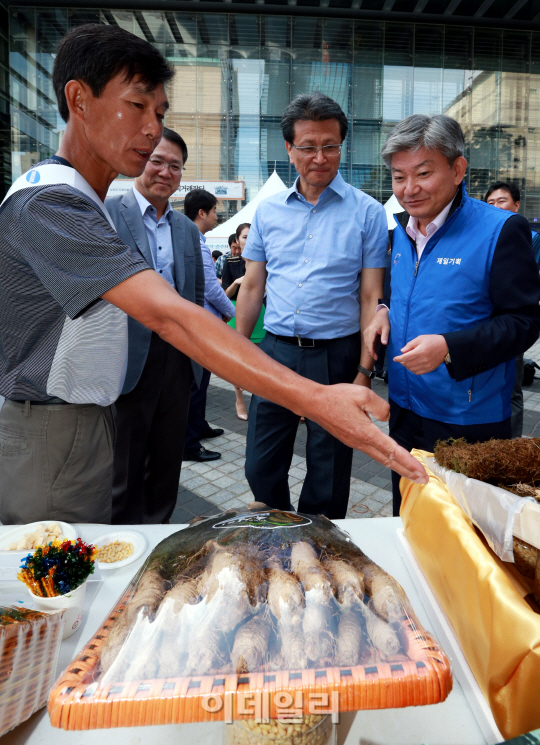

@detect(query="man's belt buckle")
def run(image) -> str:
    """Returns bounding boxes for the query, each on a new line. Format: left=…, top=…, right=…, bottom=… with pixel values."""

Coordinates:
left=296, top=335, right=315, bottom=348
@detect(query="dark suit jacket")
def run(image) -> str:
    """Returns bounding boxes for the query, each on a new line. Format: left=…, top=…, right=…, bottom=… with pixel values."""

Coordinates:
left=105, top=189, right=205, bottom=393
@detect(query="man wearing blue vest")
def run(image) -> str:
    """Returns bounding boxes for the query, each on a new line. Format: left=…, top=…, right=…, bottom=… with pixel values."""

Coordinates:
left=365, top=114, right=540, bottom=516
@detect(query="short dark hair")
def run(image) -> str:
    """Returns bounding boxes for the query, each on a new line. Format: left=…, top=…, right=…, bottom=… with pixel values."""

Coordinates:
left=211, top=250, right=223, bottom=260
left=53, top=24, right=173, bottom=122
left=484, top=181, right=520, bottom=204
left=281, top=92, right=348, bottom=145
left=236, top=223, right=251, bottom=240
left=184, top=189, right=217, bottom=222
left=162, top=127, right=188, bottom=164
left=228, top=233, right=237, bottom=247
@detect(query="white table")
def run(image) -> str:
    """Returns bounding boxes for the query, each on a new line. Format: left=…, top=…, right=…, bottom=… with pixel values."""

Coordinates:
left=0, top=518, right=496, bottom=745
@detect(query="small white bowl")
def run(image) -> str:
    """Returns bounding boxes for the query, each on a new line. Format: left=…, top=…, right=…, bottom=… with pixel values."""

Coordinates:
left=0, top=521, right=77, bottom=552
left=94, top=531, right=146, bottom=570
left=29, top=580, right=87, bottom=639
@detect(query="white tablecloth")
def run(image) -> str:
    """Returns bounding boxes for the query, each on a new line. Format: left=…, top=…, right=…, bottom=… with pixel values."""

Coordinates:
left=0, top=518, right=491, bottom=745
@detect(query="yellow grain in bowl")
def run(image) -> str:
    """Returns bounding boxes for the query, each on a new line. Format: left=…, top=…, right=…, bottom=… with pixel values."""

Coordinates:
left=97, top=541, right=134, bottom=564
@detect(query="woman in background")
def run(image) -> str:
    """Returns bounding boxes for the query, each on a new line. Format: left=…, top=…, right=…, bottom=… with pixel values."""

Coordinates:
left=222, top=223, right=265, bottom=419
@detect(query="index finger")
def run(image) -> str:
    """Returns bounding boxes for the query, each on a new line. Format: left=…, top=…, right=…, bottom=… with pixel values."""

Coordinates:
left=356, top=424, right=428, bottom=483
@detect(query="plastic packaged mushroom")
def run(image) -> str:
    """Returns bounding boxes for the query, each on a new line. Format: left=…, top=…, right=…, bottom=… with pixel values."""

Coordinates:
left=49, top=508, right=452, bottom=730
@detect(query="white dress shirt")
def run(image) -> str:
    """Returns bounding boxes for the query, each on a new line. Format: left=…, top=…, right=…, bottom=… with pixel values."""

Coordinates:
left=405, top=198, right=454, bottom=259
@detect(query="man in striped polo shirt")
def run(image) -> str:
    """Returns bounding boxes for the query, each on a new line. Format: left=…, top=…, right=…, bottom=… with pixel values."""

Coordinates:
left=0, top=24, right=426, bottom=525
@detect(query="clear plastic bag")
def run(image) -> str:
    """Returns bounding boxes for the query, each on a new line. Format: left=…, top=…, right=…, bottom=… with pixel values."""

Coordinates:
left=49, top=508, right=452, bottom=730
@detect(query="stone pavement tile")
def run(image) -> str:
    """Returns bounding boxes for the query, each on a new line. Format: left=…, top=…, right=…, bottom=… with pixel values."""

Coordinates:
left=220, top=451, right=238, bottom=463
left=349, top=480, right=378, bottom=496
left=175, top=488, right=199, bottom=506
left=170, top=506, right=194, bottom=524
left=220, top=497, right=250, bottom=511
left=367, top=475, right=392, bottom=489
left=182, top=495, right=218, bottom=516
left=180, top=475, right=207, bottom=491
left=227, top=481, right=252, bottom=496
left=203, top=468, right=227, bottom=482
left=291, top=454, right=304, bottom=466
left=216, top=462, right=239, bottom=474
left=212, top=475, right=236, bottom=489
left=194, top=483, right=221, bottom=498
left=290, top=483, right=302, bottom=496
left=370, top=488, right=392, bottom=504
left=360, top=497, right=387, bottom=512
left=361, top=460, right=387, bottom=475
left=346, top=503, right=374, bottom=518
left=186, top=461, right=215, bottom=475
left=208, top=489, right=236, bottom=505
left=289, top=467, right=305, bottom=480
left=377, top=504, right=393, bottom=517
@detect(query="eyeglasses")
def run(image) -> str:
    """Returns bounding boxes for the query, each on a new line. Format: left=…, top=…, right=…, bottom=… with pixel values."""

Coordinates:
left=148, top=157, right=185, bottom=174
left=291, top=144, right=342, bottom=158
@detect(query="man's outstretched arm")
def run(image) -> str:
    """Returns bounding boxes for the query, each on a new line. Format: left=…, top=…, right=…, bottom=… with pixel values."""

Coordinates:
left=103, top=270, right=428, bottom=483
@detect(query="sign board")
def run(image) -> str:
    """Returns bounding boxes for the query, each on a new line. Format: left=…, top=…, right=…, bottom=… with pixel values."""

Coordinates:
left=107, top=179, right=245, bottom=200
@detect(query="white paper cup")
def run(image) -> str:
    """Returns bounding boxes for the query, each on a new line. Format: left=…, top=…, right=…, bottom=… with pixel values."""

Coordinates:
left=28, top=580, right=87, bottom=639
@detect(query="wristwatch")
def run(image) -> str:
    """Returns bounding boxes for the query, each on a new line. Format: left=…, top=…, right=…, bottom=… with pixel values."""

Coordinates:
left=357, top=365, right=376, bottom=379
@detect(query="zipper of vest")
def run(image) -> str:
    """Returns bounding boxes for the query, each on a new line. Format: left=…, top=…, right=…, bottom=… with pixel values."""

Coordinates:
left=468, top=389, right=472, bottom=402
left=414, top=260, right=419, bottom=276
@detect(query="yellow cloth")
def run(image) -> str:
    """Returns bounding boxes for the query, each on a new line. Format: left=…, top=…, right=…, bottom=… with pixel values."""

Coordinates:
left=400, top=450, right=540, bottom=740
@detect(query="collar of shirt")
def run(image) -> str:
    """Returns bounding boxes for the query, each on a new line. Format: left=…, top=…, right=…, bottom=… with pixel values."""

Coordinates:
left=406, top=197, right=454, bottom=258
left=133, top=186, right=172, bottom=223
left=199, top=231, right=206, bottom=243
left=284, top=171, right=347, bottom=206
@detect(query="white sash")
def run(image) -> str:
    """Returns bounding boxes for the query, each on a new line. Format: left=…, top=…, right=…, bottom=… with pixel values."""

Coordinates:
left=3, top=164, right=128, bottom=406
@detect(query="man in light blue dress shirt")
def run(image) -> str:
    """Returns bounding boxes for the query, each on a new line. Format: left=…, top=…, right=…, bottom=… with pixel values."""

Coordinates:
left=183, top=189, right=236, bottom=462
left=237, top=93, right=388, bottom=519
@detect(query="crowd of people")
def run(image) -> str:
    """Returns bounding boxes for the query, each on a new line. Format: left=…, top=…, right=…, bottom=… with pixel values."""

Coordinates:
left=0, top=21, right=539, bottom=528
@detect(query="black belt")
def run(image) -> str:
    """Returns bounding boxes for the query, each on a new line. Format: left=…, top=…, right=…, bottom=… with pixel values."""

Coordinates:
left=268, top=331, right=339, bottom=348
left=9, top=398, right=69, bottom=406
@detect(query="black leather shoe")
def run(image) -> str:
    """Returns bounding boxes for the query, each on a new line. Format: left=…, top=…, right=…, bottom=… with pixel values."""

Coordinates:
left=199, top=427, right=224, bottom=439
left=183, top=447, right=221, bottom=462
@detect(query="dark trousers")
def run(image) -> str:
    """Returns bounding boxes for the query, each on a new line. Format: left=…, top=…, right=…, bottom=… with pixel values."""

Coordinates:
left=389, top=398, right=511, bottom=517
left=112, top=333, right=192, bottom=524
left=184, top=367, right=212, bottom=453
left=511, top=354, right=524, bottom=438
left=245, top=332, right=360, bottom=519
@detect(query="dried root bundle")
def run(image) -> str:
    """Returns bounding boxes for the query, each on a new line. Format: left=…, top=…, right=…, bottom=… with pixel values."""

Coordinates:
left=434, top=437, right=540, bottom=490
left=359, top=602, right=400, bottom=659
left=351, top=556, right=408, bottom=622
left=322, top=558, right=364, bottom=608
left=335, top=609, right=363, bottom=666
left=280, top=622, right=308, bottom=670
left=266, top=566, right=305, bottom=627
left=291, top=542, right=334, bottom=602
left=231, top=615, right=272, bottom=673
left=126, top=569, right=167, bottom=622
left=303, top=596, right=334, bottom=663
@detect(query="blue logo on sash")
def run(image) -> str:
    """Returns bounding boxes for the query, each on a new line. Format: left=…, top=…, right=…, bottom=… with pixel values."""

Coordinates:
left=26, top=170, right=40, bottom=184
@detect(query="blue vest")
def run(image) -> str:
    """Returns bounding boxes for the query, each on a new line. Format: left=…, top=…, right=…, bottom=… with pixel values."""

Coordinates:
left=388, top=183, right=515, bottom=426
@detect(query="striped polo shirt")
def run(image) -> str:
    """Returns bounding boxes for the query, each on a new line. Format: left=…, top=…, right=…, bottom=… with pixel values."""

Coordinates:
left=0, top=157, right=149, bottom=405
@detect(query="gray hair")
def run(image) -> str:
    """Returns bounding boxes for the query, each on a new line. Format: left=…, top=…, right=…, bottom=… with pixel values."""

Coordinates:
left=381, top=114, right=465, bottom=168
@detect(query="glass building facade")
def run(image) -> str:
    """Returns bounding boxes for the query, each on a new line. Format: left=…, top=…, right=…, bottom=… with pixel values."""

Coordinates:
left=6, top=7, right=540, bottom=219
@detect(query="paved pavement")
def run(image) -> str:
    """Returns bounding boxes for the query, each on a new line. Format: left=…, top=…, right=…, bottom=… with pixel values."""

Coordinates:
left=170, top=339, right=540, bottom=523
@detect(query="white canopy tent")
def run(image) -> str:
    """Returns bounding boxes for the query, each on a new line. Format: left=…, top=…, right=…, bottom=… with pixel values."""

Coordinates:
left=384, top=193, right=405, bottom=229
left=205, top=170, right=287, bottom=252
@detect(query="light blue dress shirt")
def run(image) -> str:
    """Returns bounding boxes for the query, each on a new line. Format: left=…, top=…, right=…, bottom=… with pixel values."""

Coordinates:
left=199, top=233, right=236, bottom=320
left=242, top=172, right=388, bottom=339
left=133, top=187, right=175, bottom=288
